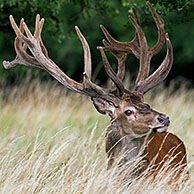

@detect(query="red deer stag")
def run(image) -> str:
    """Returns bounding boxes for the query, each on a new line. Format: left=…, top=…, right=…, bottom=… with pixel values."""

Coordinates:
left=3, top=1, right=188, bottom=182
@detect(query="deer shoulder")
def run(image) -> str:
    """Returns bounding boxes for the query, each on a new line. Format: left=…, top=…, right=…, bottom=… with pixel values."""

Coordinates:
left=146, top=132, right=188, bottom=179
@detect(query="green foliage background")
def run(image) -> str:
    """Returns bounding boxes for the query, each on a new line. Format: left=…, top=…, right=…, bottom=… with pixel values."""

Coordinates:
left=0, top=0, right=193, bottom=86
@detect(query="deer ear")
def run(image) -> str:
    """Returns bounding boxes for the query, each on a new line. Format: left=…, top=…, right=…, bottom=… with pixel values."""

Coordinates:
left=91, top=97, right=115, bottom=118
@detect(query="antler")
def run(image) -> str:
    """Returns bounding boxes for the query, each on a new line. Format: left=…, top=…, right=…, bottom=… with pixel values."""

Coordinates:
left=100, top=1, right=173, bottom=94
left=3, top=14, right=123, bottom=104
left=3, top=1, right=173, bottom=103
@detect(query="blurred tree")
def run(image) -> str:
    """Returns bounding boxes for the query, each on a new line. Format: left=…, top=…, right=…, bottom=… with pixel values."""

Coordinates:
left=0, top=0, right=193, bottom=86
left=0, top=0, right=63, bottom=36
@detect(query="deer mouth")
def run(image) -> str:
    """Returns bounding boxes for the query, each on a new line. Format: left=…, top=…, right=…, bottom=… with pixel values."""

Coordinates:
left=152, top=125, right=168, bottom=133
left=148, top=124, right=169, bottom=133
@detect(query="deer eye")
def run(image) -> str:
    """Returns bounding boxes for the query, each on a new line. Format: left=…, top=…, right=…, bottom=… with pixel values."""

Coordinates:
left=124, top=110, right=133, bottom=116
left=109, top=102, right=114, bottom=106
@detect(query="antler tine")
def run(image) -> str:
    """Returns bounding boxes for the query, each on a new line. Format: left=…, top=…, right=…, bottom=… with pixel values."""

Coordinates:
left=97, top=46, right=125, bottom=97
left=34, top=14, right=49, bottom=59
left=75, top=26, right=91, bottom=81
left=135, top=33, right=173, bottom=94
left=19, top=18, right=27, bottom=52
left=102, top=39, right=127, bottom=81
left=34, top=14, right=41, bottom=39
left=146, top=1, right=165, bottom=55
left=129, top=14, right=150, bottom=84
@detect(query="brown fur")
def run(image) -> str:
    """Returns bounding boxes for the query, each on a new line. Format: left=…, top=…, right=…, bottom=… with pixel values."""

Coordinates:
left=146, top=132, right=188, bottom=181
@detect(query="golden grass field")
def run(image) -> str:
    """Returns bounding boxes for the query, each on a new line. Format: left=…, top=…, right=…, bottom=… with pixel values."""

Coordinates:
left=0, top=79, right=193, bottom=193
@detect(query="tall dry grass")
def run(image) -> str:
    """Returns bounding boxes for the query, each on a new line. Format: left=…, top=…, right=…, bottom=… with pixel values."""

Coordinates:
left=0, top=79, right=193, bottom=193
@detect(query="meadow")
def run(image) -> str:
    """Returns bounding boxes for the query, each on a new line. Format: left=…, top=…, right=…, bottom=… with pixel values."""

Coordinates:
left=0, top=79, right=193, bottom=193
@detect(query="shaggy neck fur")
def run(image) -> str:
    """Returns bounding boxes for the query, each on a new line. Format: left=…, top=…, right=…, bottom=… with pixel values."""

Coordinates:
left=106, top=120, right=148, bottom=170
left=121, top=135, right=145, bottom=162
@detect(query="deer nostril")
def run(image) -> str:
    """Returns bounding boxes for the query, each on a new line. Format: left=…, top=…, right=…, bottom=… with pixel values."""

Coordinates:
left=158, top=114, right=170, bottom=126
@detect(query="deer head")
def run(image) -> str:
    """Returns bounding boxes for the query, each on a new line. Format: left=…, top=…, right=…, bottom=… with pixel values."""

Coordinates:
left=92, top=1, right=172, bottom=139
left=93, top=91, right=170, bottom=139
left=3, top=1, right=173, bottom=169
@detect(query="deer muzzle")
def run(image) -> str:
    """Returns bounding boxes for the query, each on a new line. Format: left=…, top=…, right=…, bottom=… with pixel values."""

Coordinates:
left=157, top=114, right=170, bottom=126
left=150, top=114, right=170, bottom=133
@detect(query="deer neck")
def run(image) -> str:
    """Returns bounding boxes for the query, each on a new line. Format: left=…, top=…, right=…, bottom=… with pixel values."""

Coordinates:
left=109, top=120, right=146, bottom=161
left=121, top=135, right=145, bottom=162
